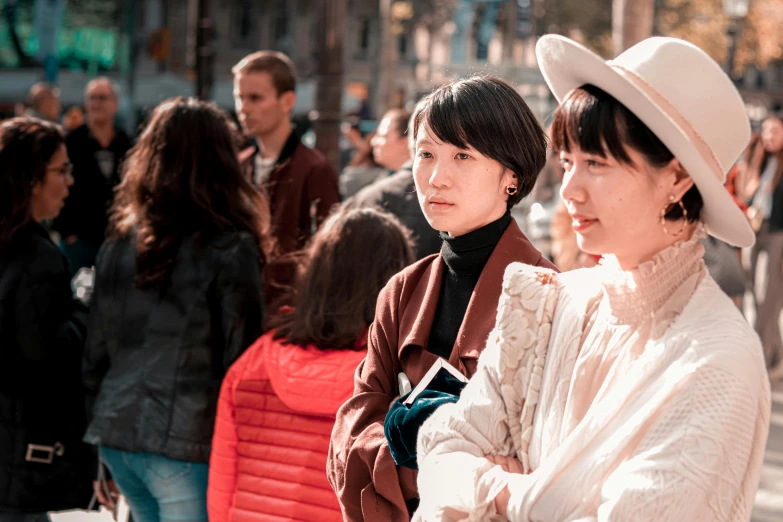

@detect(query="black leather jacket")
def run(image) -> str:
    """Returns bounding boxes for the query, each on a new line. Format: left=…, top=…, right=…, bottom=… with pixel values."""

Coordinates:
left=83, top=231, right=265, bottom=463
left=0, top=222, right=94, bottom=513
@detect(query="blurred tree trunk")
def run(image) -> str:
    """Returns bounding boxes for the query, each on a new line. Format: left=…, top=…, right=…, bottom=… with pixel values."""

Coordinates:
left=372, top=0, right=394, bottom=119
left=193, top=0, right=214, bottom=100
left=657, top=0, right=783, bottom=76
left=314, top=0, right=346, bottom=172
left=501, top=0, right=518, bottom=61
left=613, top=0, right=654, bottom=56
left=3, top=0, right=35, bottom=67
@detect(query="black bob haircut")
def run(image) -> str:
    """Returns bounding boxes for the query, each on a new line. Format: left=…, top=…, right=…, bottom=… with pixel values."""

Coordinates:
left=412, top=75, right=548, bottom=209
left=550, top=84, right=703, bottom=223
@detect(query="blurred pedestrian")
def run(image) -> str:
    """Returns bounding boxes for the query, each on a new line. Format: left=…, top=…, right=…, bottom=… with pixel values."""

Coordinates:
left=743, top=114, right=783, bottom=371
left=208, top=206, right=414, bottom=522
left=339, top=131, right=388, bottom=198
left=0, top=118, right=94, bottom=521
left=62, top=106, right=85, bottom=132
left=233, top=51, right=340, bottom=308
left=82, top=98, right=270, bottom=522
left=340, top=118, right=363, bottom=170
left=350, top=109, right=442, bottom=260
left=701, top=235, right=746, bottom=308
left=528, top=146, right=564, bottom=206
left=371, top=109, right=412, bottom=173
left=52, top=78, right=132, bottom=276
left=13, top=103, right=27, bottom=118
left=25, top=83, right=60, bottom=123
left=328, top=76, right=555, bottom=522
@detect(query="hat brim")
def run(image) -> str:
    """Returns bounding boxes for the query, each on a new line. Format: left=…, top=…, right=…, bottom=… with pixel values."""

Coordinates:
left=537, top=35, right=755, bottom=248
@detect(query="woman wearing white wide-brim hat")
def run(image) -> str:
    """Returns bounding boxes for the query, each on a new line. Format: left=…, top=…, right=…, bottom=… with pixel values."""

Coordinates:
left=412, top=36, right=772, bottom=522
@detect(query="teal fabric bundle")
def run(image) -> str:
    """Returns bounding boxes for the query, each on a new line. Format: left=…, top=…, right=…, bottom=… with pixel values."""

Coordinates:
left=383, top=369, right=468, bottom=470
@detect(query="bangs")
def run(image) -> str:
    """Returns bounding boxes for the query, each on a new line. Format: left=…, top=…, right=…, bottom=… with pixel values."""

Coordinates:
left=550, top=84, right=633, bottom=165
left=412, top=85, right=471, bottom=150
left=410, top=75, right=548, bottom=206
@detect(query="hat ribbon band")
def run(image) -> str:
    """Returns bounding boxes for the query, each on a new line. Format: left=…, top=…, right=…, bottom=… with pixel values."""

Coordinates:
left=608, top=63, right=725, bottom=183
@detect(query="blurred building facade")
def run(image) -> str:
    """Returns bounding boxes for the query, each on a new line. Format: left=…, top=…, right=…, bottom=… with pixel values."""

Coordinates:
left=0, top=0, right=554, bottom=125
left=0, top=0, right=781, bottom=127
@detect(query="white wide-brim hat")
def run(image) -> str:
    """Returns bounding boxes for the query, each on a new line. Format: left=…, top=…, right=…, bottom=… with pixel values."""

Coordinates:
left=536, top=35, right=754, bottom=248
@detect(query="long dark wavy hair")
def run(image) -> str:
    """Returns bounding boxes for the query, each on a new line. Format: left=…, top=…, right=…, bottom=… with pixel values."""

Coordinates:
left=110, top=97, right=271, bottom=289
left=270, top=206, right=414, bottom=350
left=0, top=117, right=65, bottom=251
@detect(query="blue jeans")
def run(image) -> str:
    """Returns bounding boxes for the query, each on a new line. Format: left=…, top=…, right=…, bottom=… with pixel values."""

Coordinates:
left=99, top=448, right=208, bottom=522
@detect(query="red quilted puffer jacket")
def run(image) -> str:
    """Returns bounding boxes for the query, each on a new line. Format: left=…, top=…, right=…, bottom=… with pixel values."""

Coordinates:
left=208, top=331, right=366, bottom=522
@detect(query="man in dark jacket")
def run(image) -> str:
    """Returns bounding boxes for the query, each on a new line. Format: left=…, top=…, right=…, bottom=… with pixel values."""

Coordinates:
left=350, top=109, right=442, bottom=260
left=233, top=51, right=340, bottom=305
left=52, top=78, right=131, bottom=275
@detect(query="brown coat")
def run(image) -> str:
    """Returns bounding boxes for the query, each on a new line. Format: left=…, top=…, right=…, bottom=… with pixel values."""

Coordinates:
left=327, top=219, right=557, bottom=522
left=240, top=132, right=341, bottom=305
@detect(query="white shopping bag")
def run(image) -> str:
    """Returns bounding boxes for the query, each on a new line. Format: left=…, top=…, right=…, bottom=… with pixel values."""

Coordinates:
left=48, top=497, right=129, bottom=522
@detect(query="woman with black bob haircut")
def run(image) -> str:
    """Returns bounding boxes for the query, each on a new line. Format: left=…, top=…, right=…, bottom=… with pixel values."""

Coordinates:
left=0, top=118, right=95, bottom=521
left=82, top=97, right=269, bottom=522
left=415, top=36, right=770, bottom=522
left=328, top=75, right=556, bottom=522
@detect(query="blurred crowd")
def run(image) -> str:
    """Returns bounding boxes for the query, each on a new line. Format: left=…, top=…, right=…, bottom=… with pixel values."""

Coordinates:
left=0, top=44, right=780, bottom=522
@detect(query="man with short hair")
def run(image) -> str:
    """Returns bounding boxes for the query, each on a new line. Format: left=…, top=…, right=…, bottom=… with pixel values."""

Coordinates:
left=350, top=109, right=442, bottom=260
left=26, top=82, right=61, bottom=122
left=234, top=50, right=340, bottom=305
left=53, top=77, right=131, bottom=274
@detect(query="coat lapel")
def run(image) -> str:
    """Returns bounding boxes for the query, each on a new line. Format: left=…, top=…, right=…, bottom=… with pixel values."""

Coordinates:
left=397, top=259, right=444, bottom=385
left=396, top=219, right=552, bottom=383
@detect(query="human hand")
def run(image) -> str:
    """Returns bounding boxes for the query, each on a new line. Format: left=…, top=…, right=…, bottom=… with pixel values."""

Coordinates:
left=486, top=454, right=524, bottom=474
left=93, top=479, right=119, bottom=510
left=71, top=267, right=95, bottom=304
left=486, top=455, right=523, bottom=519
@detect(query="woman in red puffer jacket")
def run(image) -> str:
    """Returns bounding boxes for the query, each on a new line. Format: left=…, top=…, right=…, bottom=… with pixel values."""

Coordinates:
left=208, top=206, right=415, bottom=522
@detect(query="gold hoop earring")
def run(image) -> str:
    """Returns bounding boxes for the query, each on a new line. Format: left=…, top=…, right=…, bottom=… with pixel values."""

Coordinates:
left=506, top=185, right=518, bottom=196
left=661, top=194, right=688, bottom=237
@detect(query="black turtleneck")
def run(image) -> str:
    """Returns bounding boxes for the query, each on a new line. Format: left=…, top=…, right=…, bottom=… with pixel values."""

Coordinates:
left=427, top=211, right=512, bottom=359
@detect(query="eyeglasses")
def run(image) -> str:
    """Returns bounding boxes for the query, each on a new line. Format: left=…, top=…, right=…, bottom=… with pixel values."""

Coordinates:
left=47, top=162, right=74, bottom=177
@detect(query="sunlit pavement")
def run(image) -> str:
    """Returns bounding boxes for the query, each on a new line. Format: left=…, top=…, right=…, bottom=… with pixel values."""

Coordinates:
left=752, top=381, right=783, bottom=521
left=746, top=245, right=783, bottom=521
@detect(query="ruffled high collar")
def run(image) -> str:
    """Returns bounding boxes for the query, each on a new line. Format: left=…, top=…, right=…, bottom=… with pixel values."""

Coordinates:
left=600, top=228, right=707, bottom=327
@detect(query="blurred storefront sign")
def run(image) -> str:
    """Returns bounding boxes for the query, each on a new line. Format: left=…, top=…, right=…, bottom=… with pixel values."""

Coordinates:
left=0, top=18, right=118, bottom=72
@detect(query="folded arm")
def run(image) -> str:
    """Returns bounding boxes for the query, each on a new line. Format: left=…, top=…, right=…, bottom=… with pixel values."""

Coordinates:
left=415, top=264, right=560, bottom=521
left=415, top=342, right=519, bottom=522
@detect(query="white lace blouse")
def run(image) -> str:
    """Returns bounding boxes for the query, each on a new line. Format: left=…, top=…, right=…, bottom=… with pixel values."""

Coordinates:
left=414, top=235, right=771, bottom=522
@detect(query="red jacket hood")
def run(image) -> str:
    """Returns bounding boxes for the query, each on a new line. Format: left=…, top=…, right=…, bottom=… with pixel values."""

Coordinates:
left=258, top=332, right=366, bottom=417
